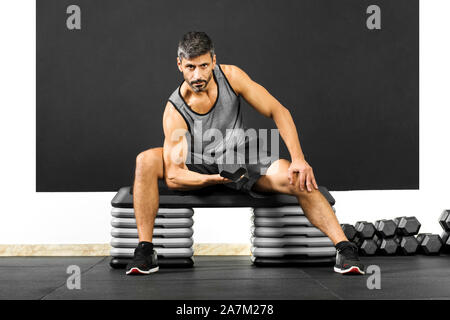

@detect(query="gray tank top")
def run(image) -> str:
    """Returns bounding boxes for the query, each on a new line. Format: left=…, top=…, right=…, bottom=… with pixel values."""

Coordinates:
left=168, top=64, right=246, bottom=164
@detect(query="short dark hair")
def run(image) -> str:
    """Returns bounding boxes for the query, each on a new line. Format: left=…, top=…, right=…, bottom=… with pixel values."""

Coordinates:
left=177, top=31, right=215, bottom=62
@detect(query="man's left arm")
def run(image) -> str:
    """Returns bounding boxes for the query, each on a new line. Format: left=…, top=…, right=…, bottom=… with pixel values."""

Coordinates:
left=226, top=65, right=318, bottom=192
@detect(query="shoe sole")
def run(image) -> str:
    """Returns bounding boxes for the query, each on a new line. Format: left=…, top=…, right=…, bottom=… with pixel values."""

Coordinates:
left=334, top=266, right=365, bottom=275
left=126, top=266, right=159, bottom=275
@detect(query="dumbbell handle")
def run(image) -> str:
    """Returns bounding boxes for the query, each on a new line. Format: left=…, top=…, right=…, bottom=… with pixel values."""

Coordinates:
left=219, top=167, right=247, bottom=182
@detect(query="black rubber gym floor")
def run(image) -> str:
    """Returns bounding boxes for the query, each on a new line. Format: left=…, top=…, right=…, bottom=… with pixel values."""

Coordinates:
left=0, top=256, right=449, bottom=300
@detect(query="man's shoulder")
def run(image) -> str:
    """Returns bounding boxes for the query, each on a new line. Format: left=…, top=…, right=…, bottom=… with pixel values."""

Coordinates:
left=219, top=64, right=239, bottom=78
left=167, top=85, right=181, bottom=106
left=163, top=99, right=188, bottom=132
left=218, top=64, right=244, bottom=96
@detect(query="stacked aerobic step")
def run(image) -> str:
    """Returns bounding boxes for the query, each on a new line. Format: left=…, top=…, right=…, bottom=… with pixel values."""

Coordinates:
left=109, top=207, right=195, bottom=268
left=251, top=206, right=336, bottom=266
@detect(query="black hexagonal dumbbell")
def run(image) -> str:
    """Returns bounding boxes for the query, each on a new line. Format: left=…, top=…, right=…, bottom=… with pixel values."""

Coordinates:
left=441, top=232, right=449, bottom=244
left=416, top=233, right=429, bottom=244
left=394, top=216, right=406, bottom=225
left=374, top=219, right=397, bottom=238
left=353, top=236, right=377, bottom=256
left=395, top=216, right=421, bottom=236
left=375, top=237, right=398, bottom=255
left=417, top=233, right=443, bottom=255
left=439, top=210, right=450, bottom=231
left=341, top=224, right=357, bottom=241
left=442, top=232, right=450, bottom=253
left=359, top=238, right=378, bottom=256
left=355, top=221, right=376, bottom=239
left=394, top=235, right=419, bottom=255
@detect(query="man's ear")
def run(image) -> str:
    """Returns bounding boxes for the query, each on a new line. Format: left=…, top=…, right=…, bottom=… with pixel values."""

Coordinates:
left=177, top=57, right=182, bottom=72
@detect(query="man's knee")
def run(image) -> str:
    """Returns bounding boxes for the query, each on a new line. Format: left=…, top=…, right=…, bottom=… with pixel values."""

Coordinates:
left=289, top=183, right=321, bottom=200
left=135, top=147, right=163, bottom=178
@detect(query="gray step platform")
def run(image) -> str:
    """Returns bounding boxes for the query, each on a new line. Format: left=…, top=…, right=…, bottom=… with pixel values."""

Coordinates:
left=110, top=257, right=194, bottom=269
left=251, top=246, right=336, bottom=258
left=251, top=236, right=333, bottom=248
left=251, top=256, right=335, bottom=266
left=252, top=206, right=335, bottom=217
left=111, top=227, right=194, bottom=238
left=110, top=247, right=194, bottom=258
left=251, top=226, right=326, bottom=238
left=252, top=206, right=305, bottom=217
left=111, top=207, right=194, bottom=218
left=252, top=216, right=313, bottom=227
left=111, top=182, right=335, bottom=208
left=111, top=217, right=193, bottom=229
left=110, top=237, right=193, bottom=248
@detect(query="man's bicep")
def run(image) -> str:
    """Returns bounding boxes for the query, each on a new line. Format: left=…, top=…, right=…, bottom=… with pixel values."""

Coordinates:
left=162, top=102, right=189, bottom=170
left=163, top=136, right=188, bottom=170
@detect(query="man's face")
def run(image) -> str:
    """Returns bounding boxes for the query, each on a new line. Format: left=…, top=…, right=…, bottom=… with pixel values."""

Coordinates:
left=177, top=53, right=216, bottom=93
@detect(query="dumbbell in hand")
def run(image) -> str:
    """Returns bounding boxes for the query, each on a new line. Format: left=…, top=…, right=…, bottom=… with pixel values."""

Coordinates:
left=219, top=166, right=247, bottom=182
left=218, top=163, right=249, bottom=189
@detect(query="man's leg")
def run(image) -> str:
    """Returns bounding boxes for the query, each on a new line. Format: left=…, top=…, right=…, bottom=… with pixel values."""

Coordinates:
left=252, top=159, right=364, bottom=274
left=133, top=147, right=164, bottom=242
left=252, top=159, right=347, bottom=245
left=126, top=147, right=164, bottom=275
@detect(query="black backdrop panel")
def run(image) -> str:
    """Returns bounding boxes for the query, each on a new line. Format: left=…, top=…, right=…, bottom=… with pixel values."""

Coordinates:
left=37, top=0, right=418, bottom=191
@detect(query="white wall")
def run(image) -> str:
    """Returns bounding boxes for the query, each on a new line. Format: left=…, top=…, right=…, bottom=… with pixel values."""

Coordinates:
left=0, top=1, right=449, bottom=245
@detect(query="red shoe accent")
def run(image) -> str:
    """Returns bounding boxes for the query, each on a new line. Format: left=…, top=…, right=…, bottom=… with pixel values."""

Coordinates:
left=127, top=268, right=145, bottom=275
left=343, top=267, right=364, bottom=274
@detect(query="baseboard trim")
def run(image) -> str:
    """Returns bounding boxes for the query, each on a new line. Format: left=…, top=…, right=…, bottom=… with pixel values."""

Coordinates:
left=0, top=244, right=111, bottom=256
left=0, top=244, right=251, bottom=256
left=194, top=243, right=251, bottom=255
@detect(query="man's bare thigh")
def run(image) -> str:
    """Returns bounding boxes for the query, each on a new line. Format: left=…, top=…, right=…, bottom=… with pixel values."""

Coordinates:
left=251, top=159, right=295, bottom=195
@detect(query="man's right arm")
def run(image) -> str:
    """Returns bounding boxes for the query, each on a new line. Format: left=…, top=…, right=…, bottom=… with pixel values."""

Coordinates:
left=162, top=102, right=230, bottom=190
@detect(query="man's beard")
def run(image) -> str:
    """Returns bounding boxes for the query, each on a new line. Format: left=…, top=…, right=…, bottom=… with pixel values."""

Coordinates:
left=189, top=72, right=213, bottom=93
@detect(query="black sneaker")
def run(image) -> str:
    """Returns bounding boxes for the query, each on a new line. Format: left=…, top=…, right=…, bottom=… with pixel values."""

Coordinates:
left=334, top=241, right=365, bottom=275
left=125, top=242, right=159, bottom=275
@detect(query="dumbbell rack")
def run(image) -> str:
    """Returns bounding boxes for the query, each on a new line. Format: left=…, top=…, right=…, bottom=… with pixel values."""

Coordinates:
left=342, top=213, right=450, bottom=256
